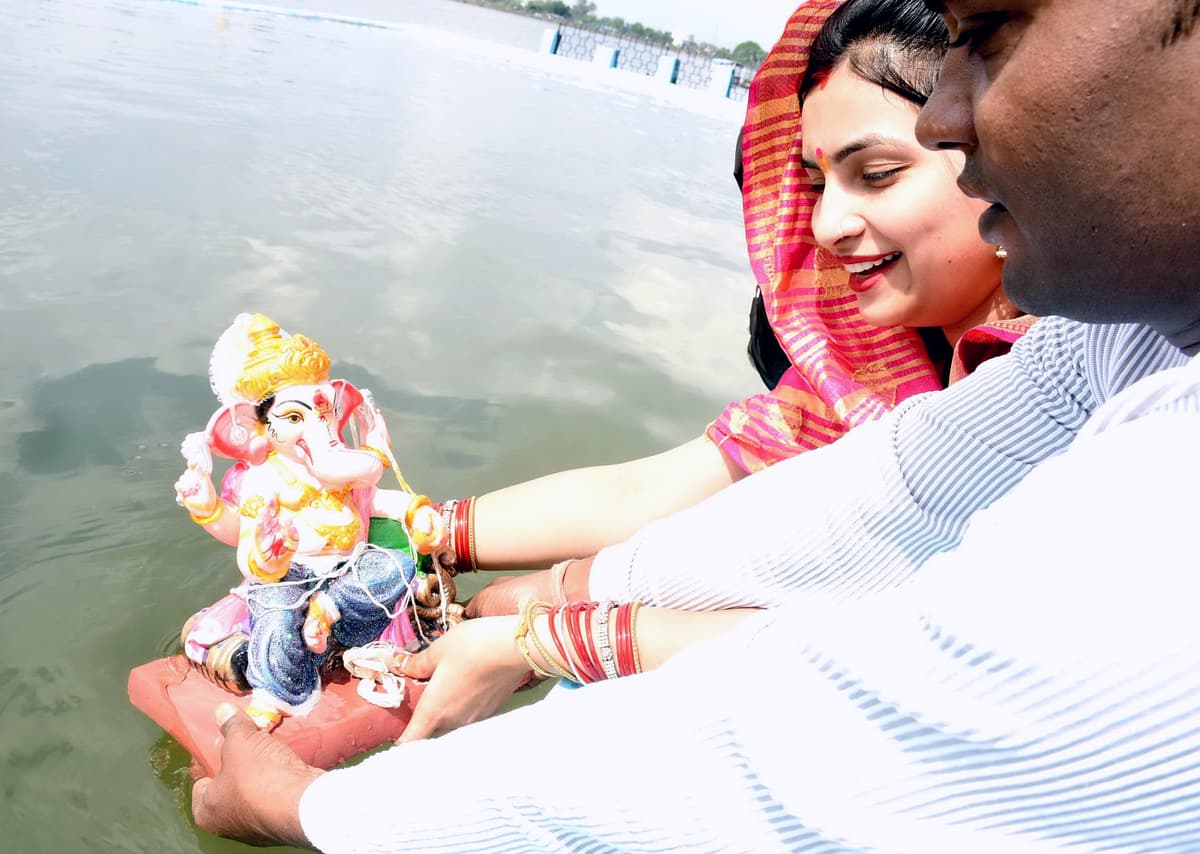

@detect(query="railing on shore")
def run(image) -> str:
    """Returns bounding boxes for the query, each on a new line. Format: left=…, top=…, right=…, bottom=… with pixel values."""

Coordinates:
left=543, top=22, right=750, bottom=101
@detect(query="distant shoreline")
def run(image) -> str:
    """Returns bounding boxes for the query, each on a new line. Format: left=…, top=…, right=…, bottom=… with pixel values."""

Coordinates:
left=446, top=0, right=746, bottom=58
left=450, top=0, right=567, bottom=29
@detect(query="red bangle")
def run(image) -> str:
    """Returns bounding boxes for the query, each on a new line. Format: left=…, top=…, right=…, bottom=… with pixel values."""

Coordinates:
left=564, top=602, right=604, bottom=683
left=614, top=602, right=636, bottom=677
left=582, top=601, right=604, bottom=681
left=452, top=498, right=473, bottom=570
left=562, top=603, right=595, bottom=682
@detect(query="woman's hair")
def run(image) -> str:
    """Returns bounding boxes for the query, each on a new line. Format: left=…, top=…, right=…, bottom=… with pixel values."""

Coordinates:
left=799, top=0, right=950, bottom=106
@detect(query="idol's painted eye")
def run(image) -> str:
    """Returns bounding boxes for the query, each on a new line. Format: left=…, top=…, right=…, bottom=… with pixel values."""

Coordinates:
left=272, top=407, right=305, bottom=425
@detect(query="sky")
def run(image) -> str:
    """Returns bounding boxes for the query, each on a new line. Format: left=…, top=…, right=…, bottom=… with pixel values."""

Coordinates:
left=587, top=0, right=801, bottom=48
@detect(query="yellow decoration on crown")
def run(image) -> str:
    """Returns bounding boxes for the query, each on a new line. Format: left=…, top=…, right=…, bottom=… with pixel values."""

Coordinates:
left=233, top=313, right=331, bottom=404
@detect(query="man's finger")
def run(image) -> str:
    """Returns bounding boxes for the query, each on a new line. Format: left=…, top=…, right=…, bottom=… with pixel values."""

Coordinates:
left=191, top=777, right=213, bottom=825
left=215, top=702, right=259, bottom=739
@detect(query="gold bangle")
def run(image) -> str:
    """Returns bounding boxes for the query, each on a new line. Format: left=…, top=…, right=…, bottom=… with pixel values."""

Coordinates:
left=629, top=600, right=644, bottom=674
left=514, top=599, right=567, bottom=680
left=190, top=501, right=225, bottom=527
left=360, top=445, right=392, bottom=469
left=467, top=495, right=479, bottom=571
left=526, top=605, right=575, bottom=681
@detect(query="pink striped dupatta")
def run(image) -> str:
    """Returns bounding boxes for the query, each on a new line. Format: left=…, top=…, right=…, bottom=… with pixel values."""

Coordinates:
left=707, top=0, right=945, bottom=473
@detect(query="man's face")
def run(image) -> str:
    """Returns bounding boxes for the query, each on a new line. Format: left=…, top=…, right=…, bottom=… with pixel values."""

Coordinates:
left=916, top=0, right=1200, bottom=348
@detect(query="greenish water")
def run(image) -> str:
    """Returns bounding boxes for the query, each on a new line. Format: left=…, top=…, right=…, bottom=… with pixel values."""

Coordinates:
left=0, top=0, right=756, bottom=849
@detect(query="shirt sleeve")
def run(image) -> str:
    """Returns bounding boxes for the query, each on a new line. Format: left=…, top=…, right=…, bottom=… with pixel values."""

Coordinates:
left=300, top=371, right=1200, bottom=852
left=588, top=319, right=1185, bottom=608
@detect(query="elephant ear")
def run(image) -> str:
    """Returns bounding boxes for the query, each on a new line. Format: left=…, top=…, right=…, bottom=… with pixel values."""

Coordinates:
left=206, top=402, right=269, bottom=464
left=331, top=380, right=365, bottom=436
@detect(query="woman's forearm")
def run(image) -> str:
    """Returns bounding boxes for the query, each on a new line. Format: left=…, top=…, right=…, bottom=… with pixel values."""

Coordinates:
left=471, top=435, right=745, bottom=571
left=623, top=606, right=760, bottom=670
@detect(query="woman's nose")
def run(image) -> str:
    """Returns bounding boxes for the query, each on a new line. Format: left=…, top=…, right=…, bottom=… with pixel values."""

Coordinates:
left=811, top=183, right=866, bottom=250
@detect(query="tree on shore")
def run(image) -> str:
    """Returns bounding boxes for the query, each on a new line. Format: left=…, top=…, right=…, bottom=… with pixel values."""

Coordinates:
left=730, top=40, right=766, bottom=69
left=462, top=0, right=751, bottom=60
left=526, top=0, right=570, bottom=15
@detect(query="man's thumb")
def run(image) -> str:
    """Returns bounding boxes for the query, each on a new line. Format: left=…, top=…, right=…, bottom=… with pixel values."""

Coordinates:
left=215, top=702, right=258, bottom=738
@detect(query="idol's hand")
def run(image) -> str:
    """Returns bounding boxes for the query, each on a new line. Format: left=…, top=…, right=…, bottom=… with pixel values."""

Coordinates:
left=176, top=432, right=219, bottom=514
left=358, top=389, right=392, bottom=456
left=409, top=503, right=448, bottom=554
left=180, top=431, right=213, bottom=476
left=175, top=466, right=218, bottom=516
left=391, top=616, right=531, bottom=741
left=253, top=499, right=298, bottom=578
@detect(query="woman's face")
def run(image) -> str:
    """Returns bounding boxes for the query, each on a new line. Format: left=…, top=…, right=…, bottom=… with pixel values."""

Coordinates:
left=801, top=60, right=1005, bottom=336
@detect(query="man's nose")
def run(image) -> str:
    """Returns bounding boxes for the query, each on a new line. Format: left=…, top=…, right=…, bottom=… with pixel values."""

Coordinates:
left=916, top=50, right=977, bottom=153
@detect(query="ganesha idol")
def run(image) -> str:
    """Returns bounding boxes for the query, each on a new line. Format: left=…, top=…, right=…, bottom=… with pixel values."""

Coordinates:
left=174, top=313, right=459, bottom=730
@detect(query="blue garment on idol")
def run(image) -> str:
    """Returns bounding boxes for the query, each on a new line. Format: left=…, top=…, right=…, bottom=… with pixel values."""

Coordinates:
left=245, top=548, right=415, bottom=708
left=298, top=318, right=1200, bottom=852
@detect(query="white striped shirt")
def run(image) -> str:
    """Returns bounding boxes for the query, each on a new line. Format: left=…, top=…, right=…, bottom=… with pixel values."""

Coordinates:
left=301, top=318, right=1198, bottom=852
left=589, top=317, right=1185, bottom=608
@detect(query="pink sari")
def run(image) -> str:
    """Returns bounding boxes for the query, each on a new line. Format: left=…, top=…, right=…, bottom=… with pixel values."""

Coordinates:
left=707, top=1, right=1030, bottom=473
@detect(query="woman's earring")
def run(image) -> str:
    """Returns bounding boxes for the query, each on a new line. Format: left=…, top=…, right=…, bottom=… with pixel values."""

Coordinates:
left=994, top=245, right=1008, bottom=260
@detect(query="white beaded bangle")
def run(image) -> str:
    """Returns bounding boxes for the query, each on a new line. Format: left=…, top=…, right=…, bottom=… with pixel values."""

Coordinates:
left=594, top=600, right=618, bottom=681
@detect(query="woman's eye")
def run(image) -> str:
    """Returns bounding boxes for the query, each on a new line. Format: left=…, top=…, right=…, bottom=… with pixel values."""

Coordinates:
left=862, top=167, right=902, bottom=184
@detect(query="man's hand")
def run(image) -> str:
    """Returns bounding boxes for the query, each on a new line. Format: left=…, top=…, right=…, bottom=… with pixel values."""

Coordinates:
left=191, top=704, right=323, bottom=848
left=392, top=616, right=532, bottom=741
left=464, top=570, right=553, bottom=618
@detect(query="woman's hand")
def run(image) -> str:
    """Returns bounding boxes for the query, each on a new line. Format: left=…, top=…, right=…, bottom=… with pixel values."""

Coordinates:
left=392, top=616, right=532, bottom=741
left=464, top=571, right=554, bottom=618
left=465, top=559, right=591, bottom=618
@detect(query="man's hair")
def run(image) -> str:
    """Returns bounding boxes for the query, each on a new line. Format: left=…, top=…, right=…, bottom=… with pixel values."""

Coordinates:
left=800, top=0, right=950, bottom=106
left=1164, top=0, right=1200, bottom=46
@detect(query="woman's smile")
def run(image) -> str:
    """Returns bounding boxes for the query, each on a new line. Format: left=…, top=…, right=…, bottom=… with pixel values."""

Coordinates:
left=842, top=252, right=902, bottom=292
